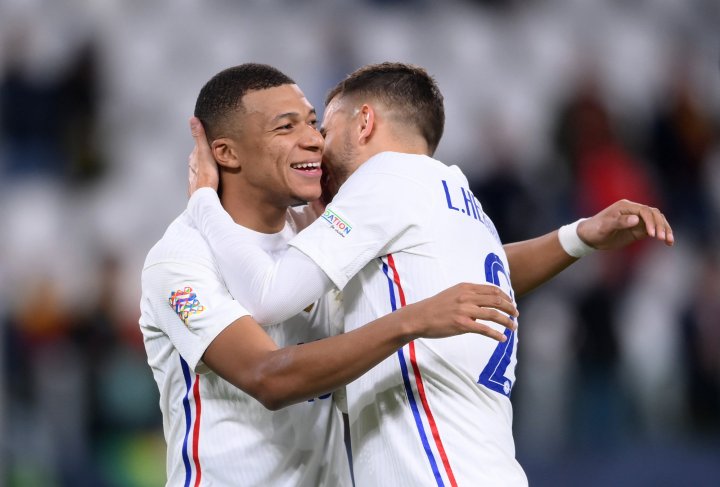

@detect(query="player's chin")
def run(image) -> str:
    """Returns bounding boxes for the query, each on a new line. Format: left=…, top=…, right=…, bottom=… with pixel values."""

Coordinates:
left=292, top=184, right=322, bottom=204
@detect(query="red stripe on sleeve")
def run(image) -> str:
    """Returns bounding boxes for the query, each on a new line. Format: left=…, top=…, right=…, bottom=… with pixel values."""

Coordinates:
left=192, top=375, right=203, bottom=487
left=387, top=254, right=458, bottom=486
left=386, top=254, right=407, bottom=307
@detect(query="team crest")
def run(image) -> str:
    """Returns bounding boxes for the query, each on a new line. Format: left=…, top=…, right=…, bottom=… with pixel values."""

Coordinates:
left=169, top=286, right=206, bottom=325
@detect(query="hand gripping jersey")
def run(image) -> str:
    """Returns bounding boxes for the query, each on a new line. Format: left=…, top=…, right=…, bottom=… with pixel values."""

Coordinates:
left=290, top=152, right=528, bottom=487
left=139, top=210, right=351, bottom=487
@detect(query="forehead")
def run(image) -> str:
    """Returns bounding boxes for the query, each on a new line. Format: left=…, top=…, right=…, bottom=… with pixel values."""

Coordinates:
left=242, top=84, right=314, bottom=121
left=322, top=96, right=351, bottom=125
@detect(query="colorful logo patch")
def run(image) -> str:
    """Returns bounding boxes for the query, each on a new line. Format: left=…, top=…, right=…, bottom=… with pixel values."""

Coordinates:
left=169, top=286, right=206, bottom=325
left=321, top=208, right=352, bottom=237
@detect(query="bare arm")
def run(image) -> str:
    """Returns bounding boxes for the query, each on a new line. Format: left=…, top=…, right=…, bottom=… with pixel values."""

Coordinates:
left=504, top=199, right=675, bottom=297
left=203, top=282, right=518, bottom=410
left=504, top=231, right=575, bottom=297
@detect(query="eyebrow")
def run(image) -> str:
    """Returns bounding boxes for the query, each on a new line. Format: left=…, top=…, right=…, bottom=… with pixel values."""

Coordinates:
left=270, top=108, right=316, bottom=125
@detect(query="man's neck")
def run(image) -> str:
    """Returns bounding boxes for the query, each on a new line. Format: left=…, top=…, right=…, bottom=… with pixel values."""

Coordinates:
left=220, top=185, right=288, bottom=234
left=363, top=137, right=430, bottom=161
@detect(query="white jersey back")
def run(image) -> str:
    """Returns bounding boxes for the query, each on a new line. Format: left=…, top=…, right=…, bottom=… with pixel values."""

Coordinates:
left=291, top=152, right=528, bottom=486
left=140, top=211, right=351, bottom=487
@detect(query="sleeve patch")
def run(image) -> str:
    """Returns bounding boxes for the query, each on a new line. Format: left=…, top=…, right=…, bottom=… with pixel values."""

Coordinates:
left=321, top=208, right=353, bottom=237
left=169, top=286, right=206, bottom=325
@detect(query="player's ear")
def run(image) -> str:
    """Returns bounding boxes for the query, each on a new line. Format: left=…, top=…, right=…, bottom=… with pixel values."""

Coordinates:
left=357, top=104, right=375, bottom=146
left=212, top=138, right=242, bottom=170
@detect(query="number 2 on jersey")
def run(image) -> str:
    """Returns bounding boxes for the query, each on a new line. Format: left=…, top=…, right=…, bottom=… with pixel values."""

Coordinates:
left=477, top=253, right=516, bottom=397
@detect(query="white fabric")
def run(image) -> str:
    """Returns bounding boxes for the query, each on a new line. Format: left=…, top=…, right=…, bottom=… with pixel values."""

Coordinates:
left=139, top=210, right=351, bottom=487
left=291, top=152, right=528, bottom=486
left=558, top=217, right=595, bottom=258
left=186, top=152, right=528, bottom=485
left=188, top=188, right=333, bottom=325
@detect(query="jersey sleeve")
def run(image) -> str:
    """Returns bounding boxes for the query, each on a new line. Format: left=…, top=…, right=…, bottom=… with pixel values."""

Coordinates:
left=187, top=188, right=333, bottom=325
left=289, top=167, right=426, bottom=290
left=141, top=259, right=250, bottom=373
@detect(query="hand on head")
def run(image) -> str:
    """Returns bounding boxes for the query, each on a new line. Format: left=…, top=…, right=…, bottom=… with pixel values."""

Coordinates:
left=188, top=116, right=220, bottom=197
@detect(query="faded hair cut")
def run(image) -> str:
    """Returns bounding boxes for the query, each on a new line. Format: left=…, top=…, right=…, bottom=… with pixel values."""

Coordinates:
left=194, top=63, right=295, bottom=140
left=325, top=62, right=445, bottom=154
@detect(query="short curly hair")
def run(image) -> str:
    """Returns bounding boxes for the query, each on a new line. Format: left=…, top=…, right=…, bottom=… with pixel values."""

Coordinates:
left=194, top=63, right=295, bottom=140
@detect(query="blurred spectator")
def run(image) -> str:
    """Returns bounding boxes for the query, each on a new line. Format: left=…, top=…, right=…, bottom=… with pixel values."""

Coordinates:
left=0, top=32, right=67, bottom=179
left=2, top=253, right=161, bottom=487
left=74, top=254, right=160, bottom=438
left=469, top=115, right=544, bottom=243
left=553, top=67, right=658, bottom=270
left=0, top=37, right=104, bottom=184
left=555, top=70, right=656, bottom=208
left=3, top=275, right=94, bottom=485
left=647, top=59, right=716, bottom=239
left=569, top=263, right=629, bottom=449
left=550, top=63, right=667, bottom=451
left=60, top=42, right=106, bottom=185
left=681, top=247, right=720, bottom=434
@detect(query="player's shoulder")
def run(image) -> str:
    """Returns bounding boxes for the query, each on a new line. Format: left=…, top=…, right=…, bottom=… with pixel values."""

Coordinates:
left=143, top=211, right=216, bottom=271
left=444, top=163, right=472, bottom=187
left=347, top=153, right=462, bottom=197
left=362, top=151, right=459, bottom=179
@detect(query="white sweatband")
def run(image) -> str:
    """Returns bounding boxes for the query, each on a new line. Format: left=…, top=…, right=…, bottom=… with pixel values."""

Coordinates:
left=558, top=218, right=595, bottom=258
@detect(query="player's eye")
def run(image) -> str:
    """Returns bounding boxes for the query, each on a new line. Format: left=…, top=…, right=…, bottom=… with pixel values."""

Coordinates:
left=276, top=123, right=293, bottom=131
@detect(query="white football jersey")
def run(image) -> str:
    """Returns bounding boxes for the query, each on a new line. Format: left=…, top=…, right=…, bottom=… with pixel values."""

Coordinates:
left=291, top=152, right=528, bottom=486
left=140, top=210, right=351, bottom=487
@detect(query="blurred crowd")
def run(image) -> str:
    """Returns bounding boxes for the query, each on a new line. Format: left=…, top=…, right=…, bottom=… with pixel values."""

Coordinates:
left=0, top=0, right=718, bottom=486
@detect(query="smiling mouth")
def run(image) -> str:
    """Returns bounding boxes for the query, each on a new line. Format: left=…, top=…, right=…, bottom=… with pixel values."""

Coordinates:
left=290, top=162, right=321, bottom=171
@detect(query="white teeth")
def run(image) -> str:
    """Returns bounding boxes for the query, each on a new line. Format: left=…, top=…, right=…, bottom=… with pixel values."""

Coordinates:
left=291, top=162, right=320, bottom=169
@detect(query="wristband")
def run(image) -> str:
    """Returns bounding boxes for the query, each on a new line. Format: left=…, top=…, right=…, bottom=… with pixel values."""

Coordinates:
left=558, top=218, right=595, bottom=258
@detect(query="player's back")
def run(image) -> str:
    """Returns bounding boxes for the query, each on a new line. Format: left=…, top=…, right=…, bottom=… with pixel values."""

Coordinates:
left=140, top=212, right=350, bottom=487
left=339, top=153, right=527, bottom=486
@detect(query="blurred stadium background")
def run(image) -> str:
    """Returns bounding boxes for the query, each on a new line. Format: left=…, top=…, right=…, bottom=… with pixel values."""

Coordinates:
left=0, top=0, right=719, bottom=485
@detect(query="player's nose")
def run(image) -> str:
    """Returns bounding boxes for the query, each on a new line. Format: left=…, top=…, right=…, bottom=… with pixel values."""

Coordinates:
left=301, top=122, right=324, bottom=153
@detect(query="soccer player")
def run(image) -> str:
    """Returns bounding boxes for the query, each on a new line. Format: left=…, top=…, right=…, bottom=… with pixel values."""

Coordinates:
left=139, top=63, right=520, bottom=487
left=187, top=62, right=674, bottom=486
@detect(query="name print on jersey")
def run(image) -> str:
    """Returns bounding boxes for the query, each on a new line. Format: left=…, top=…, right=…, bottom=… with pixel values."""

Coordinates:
left=169, top=286, right=206, bottom=325
left=322, top=208, right=353, bottom=238
left=441, top=180, right=501, bottom=244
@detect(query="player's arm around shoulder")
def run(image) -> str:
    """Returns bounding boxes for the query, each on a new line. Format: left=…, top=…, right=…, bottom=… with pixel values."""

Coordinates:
left=203, top=282, right=519, bottom=411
